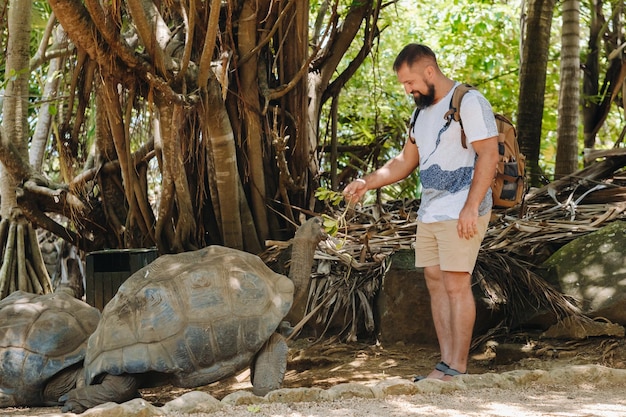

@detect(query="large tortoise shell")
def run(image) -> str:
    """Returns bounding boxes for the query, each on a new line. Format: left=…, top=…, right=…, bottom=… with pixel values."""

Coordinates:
left=84, top=245, right=294, bottom=388
left=0, top=290, right=100, bottom=406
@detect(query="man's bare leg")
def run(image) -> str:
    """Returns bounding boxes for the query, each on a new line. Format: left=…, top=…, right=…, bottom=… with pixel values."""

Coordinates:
left=440, top=270, right=475, bottom=380
left=423, top=265, right=453, bottom=379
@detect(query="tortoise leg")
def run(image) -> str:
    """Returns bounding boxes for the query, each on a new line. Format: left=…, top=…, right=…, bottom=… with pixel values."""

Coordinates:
left=42, top=364, right=83, bottom=406
left=251, top=332, right=289, bottom=396
left=60, top=373, right=140, bottom=413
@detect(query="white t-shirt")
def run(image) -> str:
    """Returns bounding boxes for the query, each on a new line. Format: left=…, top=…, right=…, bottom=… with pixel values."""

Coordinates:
left=411, top=83, right=498, bottom=223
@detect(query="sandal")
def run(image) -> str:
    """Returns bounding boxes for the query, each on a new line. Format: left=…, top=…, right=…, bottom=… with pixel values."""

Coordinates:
left=435, top=361, right=450, bottom=373
left=412, top=361, right=450, bottom=382
left=443, top=367, right=467, bottom=377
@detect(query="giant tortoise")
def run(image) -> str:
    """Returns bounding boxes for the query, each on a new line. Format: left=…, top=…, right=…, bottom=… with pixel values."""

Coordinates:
left=0, top=289, right=100, bottom=407
left=61, top=216, right=325, bottom=413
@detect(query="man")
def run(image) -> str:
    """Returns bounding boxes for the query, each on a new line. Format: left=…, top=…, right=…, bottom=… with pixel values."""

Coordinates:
left=343, top=44, right=499, bottom=380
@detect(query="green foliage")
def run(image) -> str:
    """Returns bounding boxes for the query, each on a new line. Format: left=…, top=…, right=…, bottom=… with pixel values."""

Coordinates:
left=314, top=187, right=352, bottom=245
left=314, top=187, right=345, bottom=207
left=321, top=0, right=622, bottom=188
left=319, top=0, right=529, bottom=199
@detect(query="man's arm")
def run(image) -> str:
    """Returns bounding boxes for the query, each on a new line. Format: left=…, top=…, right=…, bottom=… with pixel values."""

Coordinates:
left=457, top=135, right=499, bottom=239
left=343, top=139, right=420, bottom=203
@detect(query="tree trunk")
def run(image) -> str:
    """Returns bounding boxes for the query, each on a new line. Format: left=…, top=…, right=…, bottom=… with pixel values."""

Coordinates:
left=93, top=78, right=131, bottom=247
left=203, top=76, right=260, bottom=252
left=30, top=25, right=68, bottom=172
left=582, top=0, right=603, bottom=151
left=0, top=0, right=53, bottom=298
left=581, top=0, right=626, bottom=158
left=517, top=0, right=556, bottom=185
left=278, top=0, right=312, bottom=214
left=555, top=0, right=580, bottom=178
left=153, top=97, right=198, bottom=252
left=1, top=0, right=30, bottom=217
left=237, top=0, right=270, bottom=243
left=307, top=0, right=379, bottom=194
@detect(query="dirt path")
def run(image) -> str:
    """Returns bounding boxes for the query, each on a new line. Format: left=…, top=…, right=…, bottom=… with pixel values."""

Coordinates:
left=209, top=386, right=626, bottom=417
left=1, top=337, right=625, bottom=416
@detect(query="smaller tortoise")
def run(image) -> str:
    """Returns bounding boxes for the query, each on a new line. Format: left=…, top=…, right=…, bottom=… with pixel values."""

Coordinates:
left=0, top=289, right=100, bottom=407
left=61, top=217, right=325, bottom=413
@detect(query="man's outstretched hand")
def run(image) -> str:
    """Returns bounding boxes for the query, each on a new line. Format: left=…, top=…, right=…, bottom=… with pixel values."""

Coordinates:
left=342, top=178, right=368, bottom=204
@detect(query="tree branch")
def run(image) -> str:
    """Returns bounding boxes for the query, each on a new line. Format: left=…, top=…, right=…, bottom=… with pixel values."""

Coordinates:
left=49, top=0, right=189, bottom=104
left=267, top=52, right=317, bottom=102
left=197, top=0, right=222, bottom=88
left=18, top=195, right=80, bottom=246
left=238, top=0, right=295, bottom=65
left=125, top=0, right=171, bottom=76
left=29, top=12, right=58, bottom=70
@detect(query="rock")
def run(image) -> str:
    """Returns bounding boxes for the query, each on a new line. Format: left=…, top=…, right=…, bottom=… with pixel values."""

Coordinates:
left=500, top=369, right=548, bottom=384
left=534, top=365, right=626, bottom=385
left=543, top=220, right=626, bottom=325
left=326, top=383, right=375, bottom=400
left=376, top=250, right=436, bottom=344
left=221, top=390, right=267, bottom=405
left=414, top=377, right=464, bottom=394
left=458, top=372, right=509, bottom=389
left=33, top=365, right=626, bottom=416
left=160, top=391, right=223, bottom=414
left=371, top=378, right=419, bottom=398
left=81, top=399, right=161, bottom=417
left=541, top=315, right=625, bottom=339
left=264, top=387, right=329, bottom=403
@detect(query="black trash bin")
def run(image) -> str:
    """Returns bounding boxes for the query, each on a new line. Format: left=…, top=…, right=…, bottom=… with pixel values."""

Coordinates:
left=85, top=248, right=158, bottom=311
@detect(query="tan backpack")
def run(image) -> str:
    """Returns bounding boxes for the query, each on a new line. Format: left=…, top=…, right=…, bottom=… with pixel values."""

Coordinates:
left=408, top=84, right=526, bottom=208
left=438, top=83, right=526, bottom=209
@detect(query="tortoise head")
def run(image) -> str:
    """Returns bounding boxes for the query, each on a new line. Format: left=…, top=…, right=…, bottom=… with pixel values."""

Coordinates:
left=293, top=216, right=327, bottom=245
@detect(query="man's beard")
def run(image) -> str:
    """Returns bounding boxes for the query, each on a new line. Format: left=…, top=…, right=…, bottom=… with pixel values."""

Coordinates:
left=412, top=83, right=436, bottom=109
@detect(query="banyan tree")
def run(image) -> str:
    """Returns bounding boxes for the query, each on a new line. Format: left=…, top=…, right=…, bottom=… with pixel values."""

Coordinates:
left=0, top=0, right=384, bottom=296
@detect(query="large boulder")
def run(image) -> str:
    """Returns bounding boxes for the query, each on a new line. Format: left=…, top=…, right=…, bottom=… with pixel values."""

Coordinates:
left=375, top=250, right=436, bottom=344
left=542, top=220, right=626, bottom=325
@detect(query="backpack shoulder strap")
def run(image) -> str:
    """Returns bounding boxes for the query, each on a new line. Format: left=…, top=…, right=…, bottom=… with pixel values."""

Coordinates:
left=444, top=83, right=476, bottom=148
left=408, top=107, right=420, bottom=144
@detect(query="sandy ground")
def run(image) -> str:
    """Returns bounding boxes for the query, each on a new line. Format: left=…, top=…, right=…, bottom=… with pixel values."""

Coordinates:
left=1, top=336, right=625, bottom=416
left=207, top=386, right=626, bottom=417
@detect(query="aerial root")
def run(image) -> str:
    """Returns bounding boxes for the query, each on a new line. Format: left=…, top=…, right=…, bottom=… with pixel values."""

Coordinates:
left=0, top=218, right=53, bottom=299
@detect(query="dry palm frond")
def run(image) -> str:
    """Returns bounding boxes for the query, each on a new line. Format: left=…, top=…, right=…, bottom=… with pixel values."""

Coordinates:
left=303, top=254, right=389, bottom=343
left=473, top=250, right=587, bottom=326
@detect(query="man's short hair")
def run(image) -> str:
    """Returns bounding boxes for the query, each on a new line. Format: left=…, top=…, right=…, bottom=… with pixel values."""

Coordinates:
left=393, top=44, right=438, bottom=72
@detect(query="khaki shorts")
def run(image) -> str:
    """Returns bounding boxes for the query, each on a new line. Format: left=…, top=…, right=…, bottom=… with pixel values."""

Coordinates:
left=414, top=213, right=490, bottom=273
